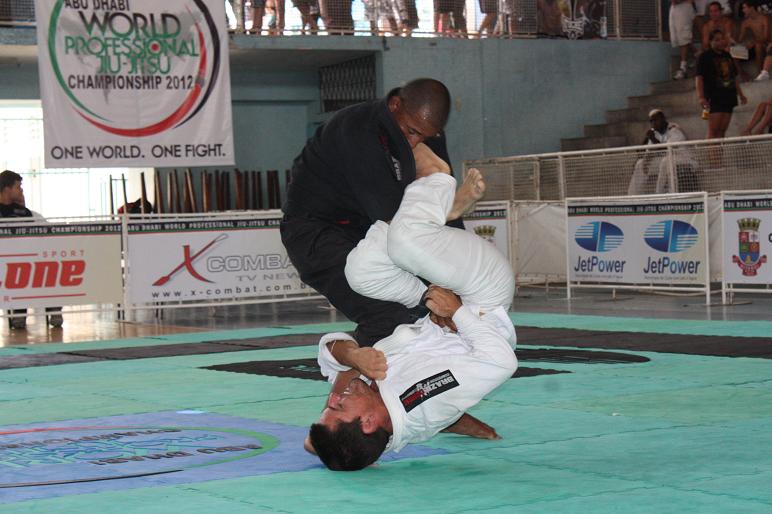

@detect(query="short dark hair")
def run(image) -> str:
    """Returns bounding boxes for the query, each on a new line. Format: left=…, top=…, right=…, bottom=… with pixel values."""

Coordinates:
left=398, top=78, right=451, bottom=130
left=0, top=170, right=22, bottom=193
left=309, top=419, right=390, bottom=471
left=708, top=1, right=722, bottom=10
left=709, top=28, right=724, bottom=41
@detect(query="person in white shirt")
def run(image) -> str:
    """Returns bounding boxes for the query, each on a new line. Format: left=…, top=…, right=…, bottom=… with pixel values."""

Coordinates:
left=305, top=148, right=517, bottom=471
left=627, top=109, right=699, bottom=195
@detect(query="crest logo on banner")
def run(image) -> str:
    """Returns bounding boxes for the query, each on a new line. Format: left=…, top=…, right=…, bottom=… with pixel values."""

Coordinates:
left=732, top=218, right=767, bottom=276
left=644, top=220, right=699, bottom=253
left=35, top=0, right=234, bottom=168
left=473, top=225, right=496, bottom=243
left=575, top=221, right=624, bottom=252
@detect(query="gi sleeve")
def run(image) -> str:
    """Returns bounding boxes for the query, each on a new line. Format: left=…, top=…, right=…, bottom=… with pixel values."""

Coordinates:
left=317, top=332, right=356, bottom=384
left=440, top=306, right=518, bottom=413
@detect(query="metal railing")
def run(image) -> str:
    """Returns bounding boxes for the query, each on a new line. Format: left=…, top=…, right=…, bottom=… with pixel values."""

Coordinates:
left=1, top=0, right=660, bottom=39
left=464, top=134, right=772, bottom=201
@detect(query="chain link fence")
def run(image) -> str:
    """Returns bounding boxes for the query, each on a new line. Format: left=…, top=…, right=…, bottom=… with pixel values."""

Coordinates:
left=1, top=0, right=660, bottom=38
left=465, top=134, right=772, bottom=201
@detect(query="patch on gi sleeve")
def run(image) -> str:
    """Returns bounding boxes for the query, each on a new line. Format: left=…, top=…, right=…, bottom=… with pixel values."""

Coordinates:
left=399, top=370, right=459, bottom=413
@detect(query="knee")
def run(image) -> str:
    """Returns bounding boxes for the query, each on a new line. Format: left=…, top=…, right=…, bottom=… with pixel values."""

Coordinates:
left=344, top=250, right=370, bottom=296
left=386, top=223, right=419, bottom=270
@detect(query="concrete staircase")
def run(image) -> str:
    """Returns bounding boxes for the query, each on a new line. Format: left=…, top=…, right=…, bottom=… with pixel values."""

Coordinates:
left=562, top=77, right=772, bottom=152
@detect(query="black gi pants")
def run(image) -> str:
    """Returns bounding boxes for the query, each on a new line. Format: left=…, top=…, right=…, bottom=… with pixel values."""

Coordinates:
left=281, top=214, right=424, bottom=347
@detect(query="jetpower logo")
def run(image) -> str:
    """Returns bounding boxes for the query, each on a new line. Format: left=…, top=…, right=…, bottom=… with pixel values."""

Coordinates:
left=573, top=222, right=627, bottom=275
left=45, top=0, right=221, bottom=139
left=574, top=222, right=624, bottom=252
left=642, top=220, right=702, bottom=276
left=644, top=220, right=699, bottom=253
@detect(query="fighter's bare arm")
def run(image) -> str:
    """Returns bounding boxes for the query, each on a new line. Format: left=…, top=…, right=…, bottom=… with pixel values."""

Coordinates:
left=442, top=413, right=501, bottom=440
left=327, top=339, right=388, bottom=381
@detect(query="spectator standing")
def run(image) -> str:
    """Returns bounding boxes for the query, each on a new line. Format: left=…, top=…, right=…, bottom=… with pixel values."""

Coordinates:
left=477, top=0, right=497, bottom=36
left=251, top=0, right=265, bottom=34
left=696, top=28, right=747, bottom=138
left=293, top=0, right=320, bottom=33
left=671, top=0, right=697, bottom=79
left=628, top=110, right=698, bottom=195
left=0, top=170, right=63, bottom=330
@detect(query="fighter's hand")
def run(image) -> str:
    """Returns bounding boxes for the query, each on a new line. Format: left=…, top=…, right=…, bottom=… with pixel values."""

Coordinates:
left=350, top=347, right=387, bottom=381
left=424, top=285, right=462, bottom=318
left=430, top=312, right=458, bottom=333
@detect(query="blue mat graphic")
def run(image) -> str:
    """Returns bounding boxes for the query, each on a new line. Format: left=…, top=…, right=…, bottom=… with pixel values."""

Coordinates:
left=0, top=411, right=446, bottom=503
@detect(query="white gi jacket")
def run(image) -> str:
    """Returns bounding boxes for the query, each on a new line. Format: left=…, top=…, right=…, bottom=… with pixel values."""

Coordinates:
left=318, top=305, right=517, bottom=453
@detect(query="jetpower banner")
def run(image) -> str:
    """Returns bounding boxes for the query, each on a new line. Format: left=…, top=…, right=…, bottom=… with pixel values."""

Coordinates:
left=0, top=222, right=123, bottom=309
left=34, top=0, right=234, bottom=168
left=566, top=196, right=708, bottom=285
left=722, top=193, right=772, bottom=284
left=126, top=216, right=309, bottom=304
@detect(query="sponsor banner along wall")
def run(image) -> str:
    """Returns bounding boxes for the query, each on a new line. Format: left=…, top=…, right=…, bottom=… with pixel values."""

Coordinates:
left=126, top=216, right=309, bottom=304
left=722, top=193, right=772, bottom=284
left=35, top=0, right=234, bottom=168
left=0, top=222, right=123, bottom=309
left=463, top=202, right=510, bottom=260
left=567, top=196, right=708, bottom=285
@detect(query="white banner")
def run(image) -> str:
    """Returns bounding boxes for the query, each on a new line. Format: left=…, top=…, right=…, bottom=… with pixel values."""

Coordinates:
left=35, top=0, right=234, bottom=168
left=722, top=193, right=772, bottom=284
left=0, top=222, right=123, bottom=309
left=566, top=196, right=709, bottom=285
left=463, top=202, right=510, bottom=260
left=126, top=215, right=310, bottom=304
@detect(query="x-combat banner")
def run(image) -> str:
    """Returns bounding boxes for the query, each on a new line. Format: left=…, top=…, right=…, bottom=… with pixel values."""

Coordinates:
left=537, top=0, right=607, bottom=39
left=722, top=193, right=772, bottom=284
left=125, top=216, right=309, bottom=304
left=566, top=196, right=708, bottom=285
left=34, top=0, right=234, bottom=168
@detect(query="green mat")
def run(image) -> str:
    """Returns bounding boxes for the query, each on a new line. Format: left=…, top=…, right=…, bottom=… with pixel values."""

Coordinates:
left=1, top=313, right=771, bottom=513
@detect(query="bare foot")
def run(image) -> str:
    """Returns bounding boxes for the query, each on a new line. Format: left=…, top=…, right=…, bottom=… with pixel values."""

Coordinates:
left=414, top=142, right=451, bottom=178
left=448, top=167, right=485, bottom=220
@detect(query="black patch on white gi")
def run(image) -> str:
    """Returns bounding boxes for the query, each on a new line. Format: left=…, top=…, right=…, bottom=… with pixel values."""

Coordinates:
left=399, top=370, right=459, bottom=413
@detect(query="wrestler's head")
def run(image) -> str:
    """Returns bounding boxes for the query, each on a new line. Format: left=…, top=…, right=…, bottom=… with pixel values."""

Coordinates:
left=708, top=28, right=728, bottom=51
left=308, top=377, right=390, bottom=471
left=707, top=1, right=722, bottom=21
left=388, top=78, right=451, bottom=149
left=0, top=170, right=24, bottom=205
left=741, top=1, right=756, bottom=16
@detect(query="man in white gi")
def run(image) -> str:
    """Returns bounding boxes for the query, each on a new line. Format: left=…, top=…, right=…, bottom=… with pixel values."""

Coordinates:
left=305, top=147, right=517, bottom=471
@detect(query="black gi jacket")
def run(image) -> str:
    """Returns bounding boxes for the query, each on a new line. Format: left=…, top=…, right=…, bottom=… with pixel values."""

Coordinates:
left=282, top=98, right=451, bottom=232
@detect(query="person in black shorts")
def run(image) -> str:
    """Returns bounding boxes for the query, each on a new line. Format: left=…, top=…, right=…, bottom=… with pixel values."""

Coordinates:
left=696, top=28, right=748, bottom=139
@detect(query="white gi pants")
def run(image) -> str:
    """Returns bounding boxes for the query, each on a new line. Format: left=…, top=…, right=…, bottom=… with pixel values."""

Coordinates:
left=345, top=173, right=514, bottom=311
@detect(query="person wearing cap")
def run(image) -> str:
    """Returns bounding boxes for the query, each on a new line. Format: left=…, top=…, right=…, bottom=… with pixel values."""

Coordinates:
left=627, top=109, right=698, bottom=195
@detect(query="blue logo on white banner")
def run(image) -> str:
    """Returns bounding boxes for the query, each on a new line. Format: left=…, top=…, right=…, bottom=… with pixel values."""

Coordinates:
left=644, top=220, right=699, bottom=253
left=575, top=222, right=624, bottom=252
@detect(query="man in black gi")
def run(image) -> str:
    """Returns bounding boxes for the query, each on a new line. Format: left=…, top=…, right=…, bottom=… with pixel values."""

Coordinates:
left=281, top=78, right=456, bottom=347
